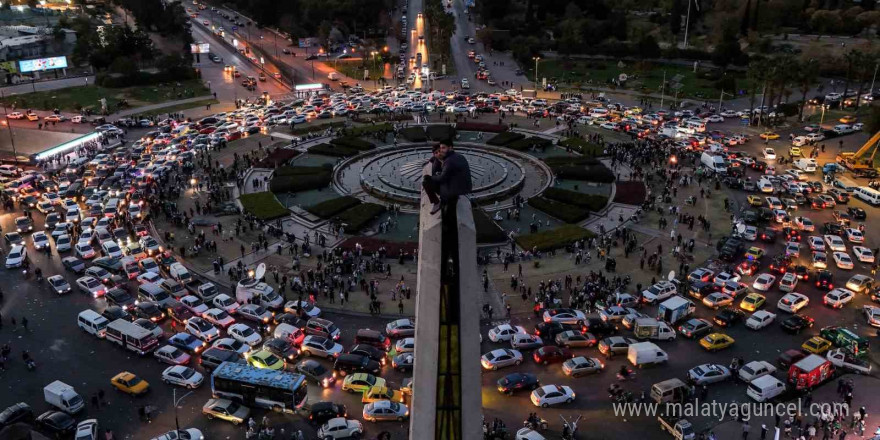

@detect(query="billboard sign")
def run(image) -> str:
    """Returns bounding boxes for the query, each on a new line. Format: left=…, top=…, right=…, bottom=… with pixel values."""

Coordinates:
left=295, top=83, right=323, bottom=91
left=298, top=37, right=317, bottom=48
left=18, top=56, right=67, bottom=73
left=190, top=43, right=210, bottom=54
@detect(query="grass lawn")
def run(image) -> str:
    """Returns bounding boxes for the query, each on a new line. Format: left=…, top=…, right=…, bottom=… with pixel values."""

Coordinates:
left=528, top=59, right=749, bottom=101
left=135, top=99, right=219, bottom=118
left=0, top=80, right=210, bottom=112
left=333, top=59, right=392, bottom=81
left=239, top=191, right=289, bottom=220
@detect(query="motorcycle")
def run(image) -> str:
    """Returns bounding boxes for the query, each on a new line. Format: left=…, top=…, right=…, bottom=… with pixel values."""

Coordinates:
left=617, top=368, right=636, bottom=381
left=523, top=418, right=549, bottom=431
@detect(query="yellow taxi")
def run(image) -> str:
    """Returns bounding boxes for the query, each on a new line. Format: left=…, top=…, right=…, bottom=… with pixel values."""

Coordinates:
left=839, top=115, right=857, bottom=124
left=745, top=247, right=765, bottom=261
left=801, top=336, right=832, bottom=354
left=747, top=195, right=764, bottom=207
left=699, top=333, right=735, bottom=352
left=111, top=372, right=150, bottom=396
left=789, top=146, right=802, bottom=157
left=362, top=386, right=406, bottom=404
left=246, top=350, right=285, bottom=371
left=739, top=292, right=766, bottom=312
left=760, top=132, right=780, bottom=140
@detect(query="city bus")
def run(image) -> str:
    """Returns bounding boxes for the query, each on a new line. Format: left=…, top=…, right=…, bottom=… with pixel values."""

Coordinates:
left=211, top=362, right=308, bottom=413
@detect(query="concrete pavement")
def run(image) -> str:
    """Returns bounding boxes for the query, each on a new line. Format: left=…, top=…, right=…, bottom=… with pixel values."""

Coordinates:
left=0, top=75, right=95, bottom=96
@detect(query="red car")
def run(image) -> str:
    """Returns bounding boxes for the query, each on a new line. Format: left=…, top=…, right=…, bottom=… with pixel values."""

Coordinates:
left=532, top=346, right=573, bottom=365
left=736, top=260, right=759, bottom=277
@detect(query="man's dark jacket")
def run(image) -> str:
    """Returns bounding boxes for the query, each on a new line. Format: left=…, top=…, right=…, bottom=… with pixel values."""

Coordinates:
left=429, top=150, right=472, bottom=200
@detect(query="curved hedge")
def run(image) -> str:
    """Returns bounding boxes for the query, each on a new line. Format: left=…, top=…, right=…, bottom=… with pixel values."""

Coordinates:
left=506, top=136, right=552, bottom=152
left=270, top=166, right=332, bottom=192
left=399, top=127, right=428, bottom=142
left=527, top=196, right=590, bottom=223
left=330, top=137, right=374, bottom=151
left=516, top=224, right=596, bottom=252
left=542, top=188, right=608, bottom=212
left=337, top=203, right=387, bottom=233
left=486, top=131, right=525, bottom=146
left=426, top=125, right=456, bottom=143
left=306, top=196, right=362, bottom=219
left=558, top=138, right=605, bottom=156
left=308, top=143, right=359, bottom=157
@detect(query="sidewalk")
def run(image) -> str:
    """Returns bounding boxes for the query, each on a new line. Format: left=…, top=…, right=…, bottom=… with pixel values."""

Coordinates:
left=115, top=95, right=215, bottom=118
left=707, top=374, right=880, bottom=439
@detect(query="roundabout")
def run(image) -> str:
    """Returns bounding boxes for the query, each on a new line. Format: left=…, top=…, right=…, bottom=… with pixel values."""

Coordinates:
left=333, top=143, right=553, bottom=208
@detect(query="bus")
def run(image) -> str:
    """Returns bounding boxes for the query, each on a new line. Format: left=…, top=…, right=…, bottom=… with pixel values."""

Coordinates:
left=211, top=362, right=308, bottom=413
left=105, top=319, right=158, bottom=355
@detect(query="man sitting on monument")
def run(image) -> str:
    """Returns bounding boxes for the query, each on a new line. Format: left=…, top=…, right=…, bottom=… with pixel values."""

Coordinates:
left=422, top=140, right=472, bottom=215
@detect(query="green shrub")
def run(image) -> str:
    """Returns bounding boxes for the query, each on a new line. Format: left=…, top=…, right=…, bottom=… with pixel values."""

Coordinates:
left=290, top=122, right=346, bottom=135
left=486, top=131, right=525, bottom=146
left=506, top=136, right=553, bottom=151
left=329, top=137, right=374, bottom=151
left=552, top=162, right=615, bottom=183
left=239, top=192, right=289, bottom=220
left=516, top=224, right=596, bottom=252
left=340, top=123, right=393, bottom=137
left=306, top=196, right=362, bottom=219
left=308, top=143, right=359, bottom=157
left=473, top=209, right=507, bottom=243
left=426, top=125, right=456, bottom=143
left=542, top=155, right=600, bottom=166
left=558, top=138, right=604, bottom=156
left=270, top=166, right=332, bottom=192
left=542, top=188, right=609, bottom=211
left=399, top=127, right=428, bottom=142
left=528, top=197, right=590, bottom=223
left=336, top=203, right=387, bottom=233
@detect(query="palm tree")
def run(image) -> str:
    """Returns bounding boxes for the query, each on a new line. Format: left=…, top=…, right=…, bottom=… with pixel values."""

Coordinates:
left=854, top=52, right=877, bottom=110
left=842, top=49, right=862, bottom=105
left=797, top=58, right=819, bottom=122
left=747, top=58, right=769, bottom=126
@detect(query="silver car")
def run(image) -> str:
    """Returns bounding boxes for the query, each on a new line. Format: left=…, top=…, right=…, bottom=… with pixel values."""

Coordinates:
left=687, top=363, right=731, bottom=385
left=362, top=400, right=410, bottom=422
left=300, top=335, right=343, bottom=359
left=481, top=349, right=523, bottom=370
left=554, top=331, right=597, bottom=348
left=562, top=356, right=604, bottom=377
left=385, top=318, right=415, bottom=338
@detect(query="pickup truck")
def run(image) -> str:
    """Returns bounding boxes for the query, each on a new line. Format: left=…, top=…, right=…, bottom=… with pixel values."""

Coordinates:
left=184, top=280, right=219, bottom=302
left=826, top=349, right=872, bottom=375
left=658, top=415, right=695, bottom=440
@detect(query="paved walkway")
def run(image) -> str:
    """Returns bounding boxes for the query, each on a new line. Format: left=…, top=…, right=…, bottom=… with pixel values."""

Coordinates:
left=115, top=95, right=215, bottom=118
left=0, top=75, right=94, bottom=95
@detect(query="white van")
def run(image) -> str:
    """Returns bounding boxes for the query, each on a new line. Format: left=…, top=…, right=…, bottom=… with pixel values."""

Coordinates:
left=328, top=72, right=340, bottom=81
left=273, top=323, right=305, bottom=344
left=77, top=310, right=109, bottom=338
left=627, top=342, right=669, bottom=367
left=700, top=152, right=727, bottom=174
left=854, top=186, right=880, bottom=205
left=746, top=375, right=786, bottom=402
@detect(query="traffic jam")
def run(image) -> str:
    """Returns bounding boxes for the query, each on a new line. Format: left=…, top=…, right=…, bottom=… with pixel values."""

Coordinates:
left=0, top=110, right=422, bottom=439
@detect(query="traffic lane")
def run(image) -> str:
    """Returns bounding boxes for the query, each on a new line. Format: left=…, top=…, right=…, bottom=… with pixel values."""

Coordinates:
left=6, top=118, right=96, bottom=134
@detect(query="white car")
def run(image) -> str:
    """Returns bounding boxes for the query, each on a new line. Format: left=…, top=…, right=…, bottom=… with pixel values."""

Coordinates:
left=213, top=294, right=240, bottom=314
left=212, top=337, right=251, bottom=355
left=808, top=236, right=825, bottom=252
left=228, top=323, right=262, bottom=346
left=488, top=324, right=528, bottom=342
left=713, top=272, right=740, bottom=287
left=74, top=242, right=96, bottom=259
left=181, top=295, right=209, bottom=316
left=824, top=235, right=846, bottom=252
left=706, top=115, right=724, bottom=123
left=481, top=349, right=523, bottom=370
left=76, top=276, right=105, bottom=297
left=137, top=271, right=162, bottom=284
left=32, top=231, right=50, bottom=250
left=203, top=308, right=236, bottom=328
left=687, top=363, right=731, bottom=385
left=832, top=251, right=854, bottom=270
left=101, top=241, right=124, bottom=258
left=5, top=245, right=26, bottom=268
left=55, top=234, right=72, bottom=252
left=542, top=308, right=587, bottom=324
left=394, top=337, right=415, bottom=353
left=812, top=252, right=828, bottom=269
left=784, top=242, right=800, bottom=258
left=74, top=420, right=99, bottom=440
left=778, top=292, right=809, bottom=313
left=738, top=360, right=777, bottom=383
left=51, top=223, right=70, bottom=238
left=283, top=300, right=321, bottom=317
left=844, top=228, right=864, bottom=243
left=793, top=217, right=814, bottom=232
left=185, top=317, right=220, bottom=341
left=863, top=305, right=880, bottom=328
left=850, top=246, right=873, bottom=264
left=752, top=273, right=776, bottom=292
left=161, top=365, right=204, bottom=389
left=762, top=148, right=777, bottom=160
left=139, top=257, right=159, bottom=274
left=823, top=288, right=855, bottom=309
left=530, top=384, right=576, bottom=408
left=745, top=310, right=776, bottom=330
left=153, top=345, right=191, bottom=365
left=778, top=272, right=798, bottom=293
left=317, top=418, right=362, bottom=440
left=640, top=281, right=678, bottom=303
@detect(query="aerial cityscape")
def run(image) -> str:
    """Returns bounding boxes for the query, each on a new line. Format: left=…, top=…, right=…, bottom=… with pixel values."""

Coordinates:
left=0, top=0, right=879, bottom=439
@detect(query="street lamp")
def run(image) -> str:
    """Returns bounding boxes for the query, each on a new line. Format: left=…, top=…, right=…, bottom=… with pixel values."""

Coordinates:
left=532, top=56, right=541, bottom=95
left=172, top=389, right=193, bottom=437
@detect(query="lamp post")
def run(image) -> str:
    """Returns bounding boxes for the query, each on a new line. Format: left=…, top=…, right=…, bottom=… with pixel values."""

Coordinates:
left=1, top=94, right=19, bottom=166
left=532, top=56, right=540, bottom=95
left=820, top=104, right=829, bottom=125
left=172, top=389, right=193, bottom=437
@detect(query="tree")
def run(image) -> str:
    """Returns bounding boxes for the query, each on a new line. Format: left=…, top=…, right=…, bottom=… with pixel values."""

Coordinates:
left=842, top=49, right=861, bottom=107
left=865, top=104, right=880, bottom=134
left=712, top=26, right=744, bottom=69
left=741, top=0, right=752, bottom=35
left=796, top=58, right=819, bottom=121
left=637, top=35, right=661, bottom=58
left=854, top=52, right=877, bottom=109
left=670, top=0, right=682, bottom=35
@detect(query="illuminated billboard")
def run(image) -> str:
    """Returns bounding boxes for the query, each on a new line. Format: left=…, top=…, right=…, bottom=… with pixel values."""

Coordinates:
left=190, top=43, right=210, bottom=54
left=18, top=56, right=68, bottom=73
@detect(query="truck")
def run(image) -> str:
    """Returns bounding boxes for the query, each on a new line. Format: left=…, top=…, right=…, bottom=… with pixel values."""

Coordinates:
left=658, top=415, right=695, bottom=440
left=658, top=296, right=695, bottom=325
left=826, top=349, right=872, bottom=374
left=44, top=380, right=85, bottom=414
left=793, top=158, right=817, bottom=173
left=627, top=342, right=669, bottom=367
left=633, top=318, right=677, bottom=341
left=700, top=152, right=727, bottom=174
left=787, top=354, right=834, bottom=390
